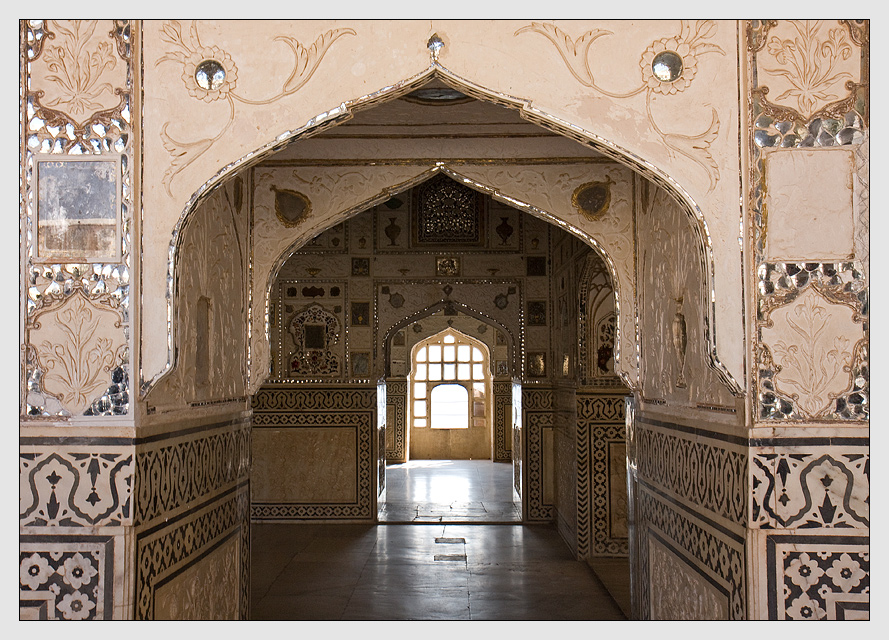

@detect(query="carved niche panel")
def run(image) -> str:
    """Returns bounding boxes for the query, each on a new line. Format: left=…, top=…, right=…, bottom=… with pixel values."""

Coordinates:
left=286, top=303, right=341, bottom=377
left=638, top=186, right=735, bottom=407
left=147, top=180, right=246, bottom=408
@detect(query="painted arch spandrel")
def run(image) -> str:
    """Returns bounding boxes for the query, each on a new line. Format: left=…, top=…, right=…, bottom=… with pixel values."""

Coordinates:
left=435, top=19, right=743, bottom=383
left=140, top=19, right=431, bottom=382
left=140, top=19, right=744, bottom=391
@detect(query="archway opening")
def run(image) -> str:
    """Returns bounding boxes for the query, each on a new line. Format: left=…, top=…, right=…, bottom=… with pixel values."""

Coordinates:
left=156, top=74, right=737, bottom=621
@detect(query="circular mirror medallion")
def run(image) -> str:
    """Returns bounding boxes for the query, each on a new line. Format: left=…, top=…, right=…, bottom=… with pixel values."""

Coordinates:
left=195, top=59, right=226, bottom=91
left=651, top=51, right=683, bottom=83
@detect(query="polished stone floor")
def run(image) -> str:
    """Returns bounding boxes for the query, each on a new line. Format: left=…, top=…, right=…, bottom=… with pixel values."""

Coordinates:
left=250, top=522, right=627, bottom=620
left=378, top=459, right=521, bottom=523
left=251, top=459, right=626, bottom=621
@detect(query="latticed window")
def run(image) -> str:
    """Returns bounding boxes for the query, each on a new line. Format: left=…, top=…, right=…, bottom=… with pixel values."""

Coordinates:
left=409, top=329, right=489, bottom=429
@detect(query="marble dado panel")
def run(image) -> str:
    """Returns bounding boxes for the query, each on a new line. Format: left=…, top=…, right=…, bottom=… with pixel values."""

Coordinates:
left=21, top=443, right=133, bottom=528
left=750, top=443, right=868, bottom=530
left=252, top=427, right=358, bottom=503
left=251, top=386, right=375, bottom=520
left=153, top=531, right=239, bottom=620
left=20, top=533, right=118, bottom=620
left=757, top=263, right=867, bottom=422
left=649, top=535, right=729, bottom=620
left=637, top=486, right=745, bottom=620
left=577, top=392, right=628, bottom=557
left=635, top=415, right=747, bottom=527
left=765, top=532, right=869, bottom=620
left=135, top=484, right=250, bottom=620
left=134, top=417, right=251, bottom=526
left=22, top=20, right=135, bottom=419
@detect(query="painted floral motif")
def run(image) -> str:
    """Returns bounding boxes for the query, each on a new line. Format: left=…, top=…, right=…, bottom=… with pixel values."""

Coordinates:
left=761, top=21, right=855, bottom=120
left=155, top=21, right=355, bottom=194
left=640, top=22, right=723, bottom=95
left=788, top=552, right=825, bottom=590
left=778, top=545, right=869, bottom=620
left=39, top=20, right=119, bottom=119
left=787, top=593, right=825, bottom=620
left=183, top=47, right=239, bottom=103
left=516, top=20, right=725, bottom=190
left=825, top=553, right=866, bottom=592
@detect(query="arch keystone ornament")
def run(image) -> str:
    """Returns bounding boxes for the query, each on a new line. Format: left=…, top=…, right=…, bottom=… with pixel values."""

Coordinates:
left=28, top=289, right=127, bottom=416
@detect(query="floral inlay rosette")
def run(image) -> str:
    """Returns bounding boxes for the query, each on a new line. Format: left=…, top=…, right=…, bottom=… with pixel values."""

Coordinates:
left=182, top=47, right=238, bottom=103
left=642, top=40, right=694, bottom=94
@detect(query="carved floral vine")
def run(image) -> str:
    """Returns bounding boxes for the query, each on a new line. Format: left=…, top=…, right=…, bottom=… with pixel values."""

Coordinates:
left=155, top=20, right=356, bottom=194
left=516, top=20, right=725, bottom=191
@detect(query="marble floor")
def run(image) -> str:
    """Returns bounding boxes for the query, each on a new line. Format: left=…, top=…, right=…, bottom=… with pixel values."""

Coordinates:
left=250, top=522, right=627, bottom=620
left=378, top=459, right=521, bottom=523
left=250, top=459, right=628, bottom=621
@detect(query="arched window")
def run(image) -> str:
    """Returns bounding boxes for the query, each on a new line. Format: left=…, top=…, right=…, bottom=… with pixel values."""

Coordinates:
left=410, top=329, right=489, bottom=430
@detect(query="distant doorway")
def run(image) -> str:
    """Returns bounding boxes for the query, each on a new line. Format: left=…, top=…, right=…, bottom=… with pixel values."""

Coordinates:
left=408, top=328, right=491, bottom=460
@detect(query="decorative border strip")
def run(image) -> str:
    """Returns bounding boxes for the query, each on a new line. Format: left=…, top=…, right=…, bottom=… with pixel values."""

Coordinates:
left=385, top=380, right=406, bottom=461
left=493, top=382, right=512, bottom=461
left=135, top=483, right=249, bottom=620
left=635, top=419, right=747, bottom=525
left=134, top=417, right=251, bottom=525
left=525, top=410, right=553, bottom=521
left=637, top=486, right=745, bottom=620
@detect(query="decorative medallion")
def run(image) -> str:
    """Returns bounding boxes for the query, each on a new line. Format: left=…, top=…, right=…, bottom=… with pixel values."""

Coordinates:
left=572, top=178, right=613, bottom=221
left=526, top=352, right=546, bottom=378
left=272, top=187, right=311, bottom=227
left=436, top=257, right=461, bottom=277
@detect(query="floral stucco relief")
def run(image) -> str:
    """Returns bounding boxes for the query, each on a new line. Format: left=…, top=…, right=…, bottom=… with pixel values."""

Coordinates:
left=29, top=289, right=127, bottom=416
left=761, top=287, right=859, bottom=418
left=757, top=20, right=860, bottom=122
left=516, top=20, right=726, bottom=191
left=29, top=20, right=127, bottom=126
